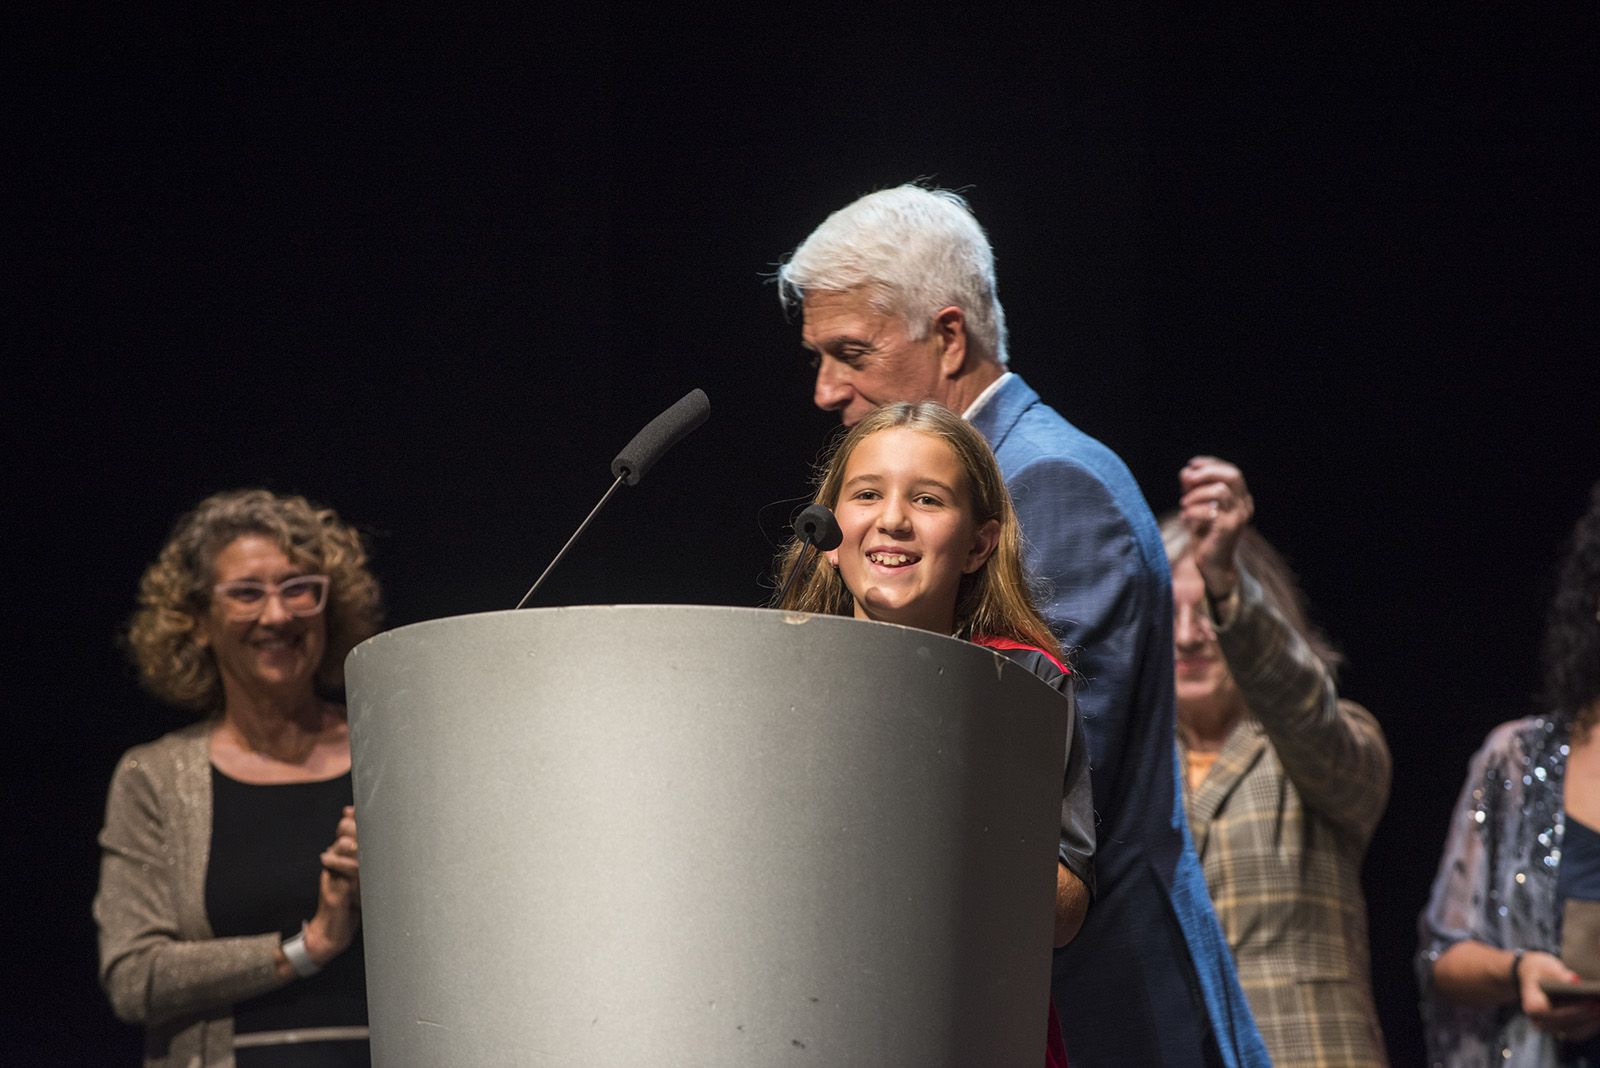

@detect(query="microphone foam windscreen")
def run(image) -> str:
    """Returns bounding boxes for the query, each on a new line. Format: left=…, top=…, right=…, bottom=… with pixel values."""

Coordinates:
left=796, top=503, right=842, bottom=551
left=610, top=388, right=710, bottom=486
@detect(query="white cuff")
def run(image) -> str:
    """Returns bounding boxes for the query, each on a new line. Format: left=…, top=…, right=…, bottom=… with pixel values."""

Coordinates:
left=281, top=923, right=323, bottom=979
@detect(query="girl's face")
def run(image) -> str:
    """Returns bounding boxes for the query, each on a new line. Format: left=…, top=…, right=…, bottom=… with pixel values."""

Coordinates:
left=827, top=427, right=999, bottom=634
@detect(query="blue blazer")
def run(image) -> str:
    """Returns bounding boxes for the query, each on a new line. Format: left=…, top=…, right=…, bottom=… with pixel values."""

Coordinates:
left=970, top=375, right=1268, bottom=1068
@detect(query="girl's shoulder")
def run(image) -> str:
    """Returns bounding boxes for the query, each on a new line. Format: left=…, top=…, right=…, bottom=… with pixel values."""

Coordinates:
left=970, top=635, right=1072, bottom=698
left=971, top=634, right=1069, bottom=673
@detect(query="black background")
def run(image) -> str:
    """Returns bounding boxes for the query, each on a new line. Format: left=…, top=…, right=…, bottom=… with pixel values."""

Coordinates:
left=10, top=7, right=1596, bottom=1062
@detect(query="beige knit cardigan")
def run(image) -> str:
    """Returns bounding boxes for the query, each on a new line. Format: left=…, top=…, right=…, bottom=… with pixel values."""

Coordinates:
left=94, top=720, right=288, bottom=1067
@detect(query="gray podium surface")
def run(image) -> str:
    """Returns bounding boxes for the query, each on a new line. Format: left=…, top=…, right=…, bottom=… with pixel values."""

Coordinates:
left=346, top=605, right=1069, bottom=1066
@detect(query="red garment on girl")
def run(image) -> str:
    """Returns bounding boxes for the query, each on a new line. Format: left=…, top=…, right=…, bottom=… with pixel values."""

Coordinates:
left=971, top=635, right=1075, bottom=1068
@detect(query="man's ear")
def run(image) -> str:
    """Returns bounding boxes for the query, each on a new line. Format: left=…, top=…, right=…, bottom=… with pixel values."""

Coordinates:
left=964, top=518, right=1001, bottom=574
left=933, top=306, right=968, bottom=378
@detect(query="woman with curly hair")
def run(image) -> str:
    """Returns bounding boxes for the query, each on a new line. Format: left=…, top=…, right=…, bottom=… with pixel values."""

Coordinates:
left=1420, top=480, right=1600, bottom=1065
left=94, top=489, right=382, bottom=1067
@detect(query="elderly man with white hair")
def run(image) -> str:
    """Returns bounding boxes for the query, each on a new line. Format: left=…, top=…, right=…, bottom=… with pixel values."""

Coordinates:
left=777, top=184, right=1269, bottom=1067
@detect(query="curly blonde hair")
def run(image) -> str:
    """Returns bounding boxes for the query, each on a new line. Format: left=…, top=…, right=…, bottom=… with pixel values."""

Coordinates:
left=772, top=402, right=1061, bottom=660
left=126, top=489, right=382, bottom=712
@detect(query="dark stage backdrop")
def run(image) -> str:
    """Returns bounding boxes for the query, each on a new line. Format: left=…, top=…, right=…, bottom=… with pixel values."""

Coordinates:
left=10, top=8, right=1595, bottom=1062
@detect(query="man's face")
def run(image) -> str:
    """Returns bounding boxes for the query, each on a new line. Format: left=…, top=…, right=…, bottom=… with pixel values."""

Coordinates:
left=801, top=288, right=947, bottom=427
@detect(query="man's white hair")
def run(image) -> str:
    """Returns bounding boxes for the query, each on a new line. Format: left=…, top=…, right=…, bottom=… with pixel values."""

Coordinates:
left=777, top=184, right=1010, bottom=366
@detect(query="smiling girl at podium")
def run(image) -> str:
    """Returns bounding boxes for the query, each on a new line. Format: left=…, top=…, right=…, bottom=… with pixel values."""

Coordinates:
left=774, top=401, right=1094, bottom=1067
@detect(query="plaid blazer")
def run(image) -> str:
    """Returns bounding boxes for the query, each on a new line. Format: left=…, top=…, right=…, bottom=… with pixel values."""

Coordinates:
left=1181, top=570, right=1392, bottom=1068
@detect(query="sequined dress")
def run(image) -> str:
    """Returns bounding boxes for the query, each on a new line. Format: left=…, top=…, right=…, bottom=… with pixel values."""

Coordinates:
left=1418, top=715, right=1592, bottom=1066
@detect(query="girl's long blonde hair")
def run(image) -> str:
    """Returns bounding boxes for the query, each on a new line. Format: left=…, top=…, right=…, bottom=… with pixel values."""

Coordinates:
left=772, top=402, right=1061, bottom=660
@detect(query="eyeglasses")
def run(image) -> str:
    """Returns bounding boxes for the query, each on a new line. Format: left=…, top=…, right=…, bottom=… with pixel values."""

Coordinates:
left=211, top=575, right=331, bottom=621
left=1173, top=598, right=1218, bottom=641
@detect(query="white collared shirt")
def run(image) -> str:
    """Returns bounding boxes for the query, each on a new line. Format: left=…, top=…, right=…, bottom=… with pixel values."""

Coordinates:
left=961, top=371, right=1014, bottom=422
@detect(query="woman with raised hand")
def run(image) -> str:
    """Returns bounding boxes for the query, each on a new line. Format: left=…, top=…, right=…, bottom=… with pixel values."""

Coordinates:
left=95, top=489, right=381, bottom=1066
left=1163, top=457, right=1390, bottom=1068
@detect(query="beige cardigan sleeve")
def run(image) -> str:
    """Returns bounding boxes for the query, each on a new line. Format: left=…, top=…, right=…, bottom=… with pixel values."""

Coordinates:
left=94, top=727, right=289, bottom=1028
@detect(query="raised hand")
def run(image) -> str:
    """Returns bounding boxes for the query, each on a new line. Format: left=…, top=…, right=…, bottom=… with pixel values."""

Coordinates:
left=1178, top=456, right=1255, bottom=599
left=303, top=806, right=361, bottom=967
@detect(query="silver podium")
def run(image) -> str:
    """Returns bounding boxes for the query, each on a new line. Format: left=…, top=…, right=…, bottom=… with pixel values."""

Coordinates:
left=346, top=605, right=1069, bottom=1066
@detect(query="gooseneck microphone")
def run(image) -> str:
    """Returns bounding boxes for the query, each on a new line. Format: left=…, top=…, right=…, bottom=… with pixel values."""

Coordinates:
left=609, top=388, right=712, bottom=486
left=515, top=388, right=710, bottom=609
left=773, top=503, right=843, bottom=607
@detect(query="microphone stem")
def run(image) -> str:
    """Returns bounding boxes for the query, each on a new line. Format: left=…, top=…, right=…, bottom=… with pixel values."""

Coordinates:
left=516, top=473, right=628, bottom=609
left=773, top=540, right=818, bottom=608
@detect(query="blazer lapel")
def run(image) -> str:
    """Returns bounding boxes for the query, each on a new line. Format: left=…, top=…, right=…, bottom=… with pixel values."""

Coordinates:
left=1186, top=722, right=1268, bottom=857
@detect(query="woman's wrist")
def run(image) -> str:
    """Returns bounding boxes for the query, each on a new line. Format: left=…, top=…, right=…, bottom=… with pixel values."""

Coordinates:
left=282, top=922, right=325, bottom=978
left=1200, top=565, right=1239, bottom=601
left=1201, top=567, right=1241, bottom=627
left=300, top=916, right=346, bottom=968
